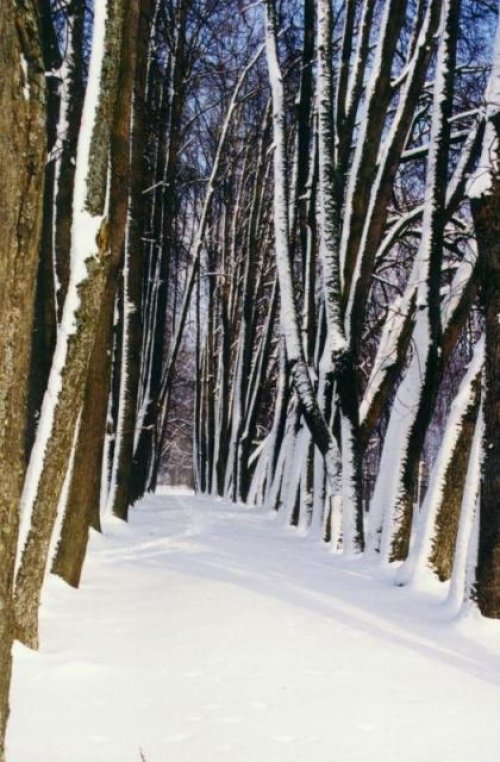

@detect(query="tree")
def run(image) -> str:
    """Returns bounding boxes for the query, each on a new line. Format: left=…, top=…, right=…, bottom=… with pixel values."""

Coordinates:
left=14, top=0, right=127, bottom=649
left=0, top=2, right=46, bottom=755
left=469, top=3, right=500, bottom=616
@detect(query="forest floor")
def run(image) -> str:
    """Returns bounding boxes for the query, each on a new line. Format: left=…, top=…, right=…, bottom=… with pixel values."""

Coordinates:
left=8, top=488, right=500, bottom=762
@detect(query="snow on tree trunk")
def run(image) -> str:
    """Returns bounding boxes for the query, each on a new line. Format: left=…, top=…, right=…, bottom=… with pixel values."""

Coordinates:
left=105, top=0, right=154, bottom=520
left=13, top=0, right=125, bottom=649
left=445, top=406, right=484, bottom=617
left=264, top=0, right=339, bottom=487
left=467, top=0, right=500, bottom=618
left=367, top=0, right=460, bottom=563
left=339, top=0, right=408, bottom=298
left=52, top=0, right=140, bottom=582
left=395, top=338, right=483, bottom=586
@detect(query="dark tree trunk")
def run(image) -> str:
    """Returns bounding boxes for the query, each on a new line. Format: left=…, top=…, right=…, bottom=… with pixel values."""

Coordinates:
left=472, top=174, right=500, bottom=618
left=111, top=0, right=155, bottom=518
left=0, top=2, right=46, bottom=754
left=25, top=0, right=62, bottom=459
left=431, top=381, right=481, bottom=581
left=52, top=0, right=140, bottom=582
left=13, top=0, right=126, bottom=649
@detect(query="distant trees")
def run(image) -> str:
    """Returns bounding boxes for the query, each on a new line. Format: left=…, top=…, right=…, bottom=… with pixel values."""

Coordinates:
left=249, top=0, right=492, bottom=597
left=187, top=0, right=499, bottom=630
left=198, top=0, right=498, bottom=620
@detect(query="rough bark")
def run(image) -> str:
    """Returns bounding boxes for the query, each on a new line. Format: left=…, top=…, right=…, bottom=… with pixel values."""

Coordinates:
left=13, top=0, right=125, bottom=649
left=369, top=0, right=461, bottom=562
left=53, top=0, right=85, bottom=308
left=53, top=0, right=140, bottom=582
left=430, top=380, right=481, bottom=581
left=0, top=2, right=46, bottom=754
left=472, top=186, right=500, bottom=617
left=109, top=0, right=155, bottom=519
left=14, top=243, right=111, bottom=647
left=318, top=0, right=363, bottom=551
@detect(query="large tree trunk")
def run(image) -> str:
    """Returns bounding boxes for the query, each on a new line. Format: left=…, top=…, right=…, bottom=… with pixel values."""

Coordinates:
left=0, top=2, right=46, bottom=755
left=368, top=0, right=460, bottom=562
left=52, top=0, right=140, bottom=584
left=472, top=163, right=500, bottom=618
left=13, top=0, right=125, bottom=649
left=395, top=339, right=483, bottom=586
left=460, top=5, right=500, bottom=618
left=430, top=386, right=481, bottom=581
left=317, top=0, right=363, bottom=552
left=14, top=244, right=111, bottom=646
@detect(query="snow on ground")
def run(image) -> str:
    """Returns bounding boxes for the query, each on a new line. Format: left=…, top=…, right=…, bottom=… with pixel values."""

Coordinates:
left=8, top=490, right=500, bottom=762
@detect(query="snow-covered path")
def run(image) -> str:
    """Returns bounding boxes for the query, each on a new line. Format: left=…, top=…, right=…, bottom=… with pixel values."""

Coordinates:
left=8, top=490, right=500, bottom=762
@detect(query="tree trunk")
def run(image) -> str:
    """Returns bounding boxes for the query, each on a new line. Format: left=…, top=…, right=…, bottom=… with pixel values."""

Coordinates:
left=25, top=0, right=62, bottom=458
left=472, top=174, right=500, bottom=617
left=13, top=0, right=125, bottom=649
left=0, top=2, right=46, bottom=754
left=52, top=0, right=140, bottom=582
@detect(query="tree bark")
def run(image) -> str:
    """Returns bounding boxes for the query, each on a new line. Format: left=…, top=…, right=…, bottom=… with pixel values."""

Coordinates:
left=0, top=2, right=46, bottom=754
left=472, top=177, right=500, bottom=617
left=13, top=0, right=125, bottom=649
left=52, top=0, right=140, bottom=583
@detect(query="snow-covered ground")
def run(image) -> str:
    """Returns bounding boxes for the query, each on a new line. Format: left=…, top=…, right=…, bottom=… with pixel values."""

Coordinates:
left=8, top=489, right=500, bottom=762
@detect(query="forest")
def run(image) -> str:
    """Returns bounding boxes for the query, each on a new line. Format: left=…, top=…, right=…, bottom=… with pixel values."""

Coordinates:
left=1, top=0, right=500, bottom=759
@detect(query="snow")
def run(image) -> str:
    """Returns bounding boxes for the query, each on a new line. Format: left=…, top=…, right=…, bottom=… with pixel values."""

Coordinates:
left=8, top=490, right=500, bottom=762
left=105, top=209, right=132, bottom=515
left=19, top=55, right=30, bottom=101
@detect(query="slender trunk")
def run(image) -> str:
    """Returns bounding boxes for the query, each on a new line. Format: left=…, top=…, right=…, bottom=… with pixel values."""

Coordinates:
left=108, top=0, right=155, bottom=517
left=339, top=0, right=408, bottom=299
left=368, top=0, right=460, bottom=561
left=146, top=0, right=190, bottom=483
left=53, top=0, right=85, bottom=309
left=471, top=149, right=500, bottom=617
left=230, top=113, right=269, bottom=501
left=318, top=0, right=363, bottom=551
left=264, top=0, right=338, bottom=478
left=52, top=0, right=139, bottom=581
left=25, top=0, right=62, bottom=457
left=238, top=278, right=279, bottom=498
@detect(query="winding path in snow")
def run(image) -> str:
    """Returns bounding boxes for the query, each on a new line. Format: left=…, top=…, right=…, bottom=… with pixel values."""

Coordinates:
left=8, top=489, right=500, bottom=762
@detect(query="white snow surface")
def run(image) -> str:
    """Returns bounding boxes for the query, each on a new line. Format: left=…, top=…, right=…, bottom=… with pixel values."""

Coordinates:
left=8, top=490, right=500, bottom=762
